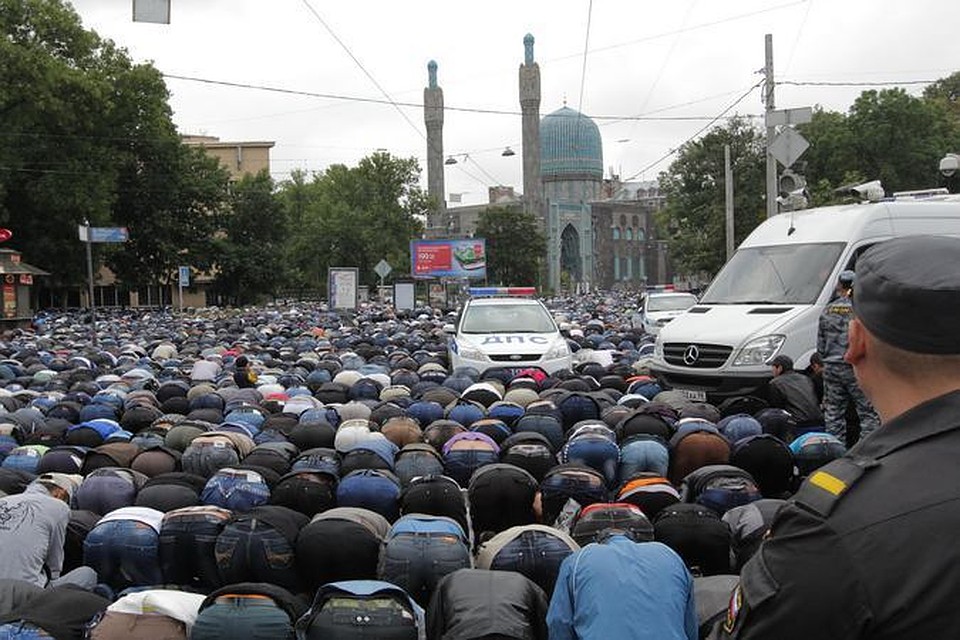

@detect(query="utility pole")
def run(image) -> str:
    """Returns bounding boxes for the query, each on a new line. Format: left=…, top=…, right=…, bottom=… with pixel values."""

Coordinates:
left=764, top=34, right=777, bottom=219
left=724, top=145, right=735, bottom=261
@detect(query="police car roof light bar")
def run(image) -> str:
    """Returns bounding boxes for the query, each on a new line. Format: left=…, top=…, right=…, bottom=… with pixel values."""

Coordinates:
left=468, top=287, right=537, bottom=297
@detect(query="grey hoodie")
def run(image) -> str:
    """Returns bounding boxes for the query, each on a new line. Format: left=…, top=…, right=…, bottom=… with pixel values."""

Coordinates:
left=0, top=484, right=70, bottom=587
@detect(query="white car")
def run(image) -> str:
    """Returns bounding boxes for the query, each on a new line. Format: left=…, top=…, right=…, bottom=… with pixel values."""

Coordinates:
left=636, top=292, right=698, bottom=335
left=447, top=296, right=572, bottom=374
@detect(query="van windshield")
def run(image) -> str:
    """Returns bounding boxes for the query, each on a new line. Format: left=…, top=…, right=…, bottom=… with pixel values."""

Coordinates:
left=700, top=242, right=845, bottom=305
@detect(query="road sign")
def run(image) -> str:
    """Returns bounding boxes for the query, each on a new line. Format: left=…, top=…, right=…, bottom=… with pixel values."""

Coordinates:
left=765, top=106, right=813, bottom=128
left=178, top=266, right=190, bottom=287
left=769, top=127, right=810, bottom=168
left=0, top=229, right=12, bottom=243
left=78, top=226, right=129, bottom=243
left=374, top=259, right=392, bottom=279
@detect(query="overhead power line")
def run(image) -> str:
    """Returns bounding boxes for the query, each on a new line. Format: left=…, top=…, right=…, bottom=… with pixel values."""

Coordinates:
left=623, top=80, right=763, bottom=182
left=161, top=74, right=762, bottom=122
left=778, top=79, right=938, bottom=87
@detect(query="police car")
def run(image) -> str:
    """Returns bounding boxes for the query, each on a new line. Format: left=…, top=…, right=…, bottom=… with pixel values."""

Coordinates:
left=446, top=288, right=573, bottom=374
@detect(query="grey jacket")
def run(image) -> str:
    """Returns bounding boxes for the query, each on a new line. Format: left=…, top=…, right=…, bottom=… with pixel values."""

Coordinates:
left=0, top=485, right=70, bottom=587
left=817, top=294, right=854, bottom=364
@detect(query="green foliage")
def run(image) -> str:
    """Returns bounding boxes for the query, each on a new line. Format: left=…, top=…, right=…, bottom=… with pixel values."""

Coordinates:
left=279, top=152, right=426, bottom=292
left=657, top=117, right=766, bottom=275
left=923, top=71, right=960, bottom=126
left=475, top=206, right=545, bottom=286
left=0, top=0, right=231, bottom=288
left=800, top=87, right=960, bottom=200
left=211, top=171, right=288, bottom=305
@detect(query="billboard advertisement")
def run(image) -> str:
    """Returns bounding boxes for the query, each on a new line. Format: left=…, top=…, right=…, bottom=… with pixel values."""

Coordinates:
left=411, top=239, right=486, bottom=279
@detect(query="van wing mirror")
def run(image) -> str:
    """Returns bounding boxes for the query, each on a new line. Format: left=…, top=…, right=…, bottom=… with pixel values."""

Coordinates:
left=443, top=323, right=456, bottom=334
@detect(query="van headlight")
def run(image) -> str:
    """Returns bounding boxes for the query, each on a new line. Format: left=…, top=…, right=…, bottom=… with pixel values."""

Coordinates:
left=544, top=340, right=571, bottom=360
left=733, top=335, right=785, bottom=366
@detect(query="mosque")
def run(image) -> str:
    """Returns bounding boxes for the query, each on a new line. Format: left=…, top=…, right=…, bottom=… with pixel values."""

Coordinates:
left=423, top=34, right=672, bottom=292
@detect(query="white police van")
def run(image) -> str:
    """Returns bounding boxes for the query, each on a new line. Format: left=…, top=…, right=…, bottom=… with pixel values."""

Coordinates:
left=446, top=287, right=573, bottom=374
left=651, top=188, right=960, bottom=402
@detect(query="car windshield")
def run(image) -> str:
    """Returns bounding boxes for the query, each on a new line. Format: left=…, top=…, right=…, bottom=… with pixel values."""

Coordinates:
left=460, top=303, right=557, bottom=334
left=700, top=242, right=846, bottom=305
left=647, top=294, right=698, bottom=312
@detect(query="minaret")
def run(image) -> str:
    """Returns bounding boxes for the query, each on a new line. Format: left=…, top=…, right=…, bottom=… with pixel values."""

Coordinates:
left=424, top=60, right=445, bottom=235
left=519, top=34, right=542, bottom=219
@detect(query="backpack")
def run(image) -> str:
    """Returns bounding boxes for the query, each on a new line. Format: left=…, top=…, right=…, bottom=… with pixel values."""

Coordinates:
left=377, top=514, right=471, bottom=606
left=571, top=502, right=654, bottom=547
left=297, top=508, right=391, bottom=591
left=680, top=464, right=762, bottom=516
left=467, top=463, right=538, bottom=537
left=201, top=467, right=271, bottom=513
left=159, top=505, right=232, bottom=590
left=295, top=580, right=424, bottom=640
left=475, top=524, right=578, bottom=596
left=653, top=503, right=732, bottom=577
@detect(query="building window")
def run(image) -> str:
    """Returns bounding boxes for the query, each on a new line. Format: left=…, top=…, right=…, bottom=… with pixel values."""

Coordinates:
left=626, top=227, right=633, bottom=241
left=612, top=227, right=621, bottom=240
left=637, top=227, right=646, bottom=241
left=626, top=255, right=633, bottom=279
left=637, top=256, right=646, bottom=281
left=622, top=256, right=630, bottom=280
left=633, top=215, right=640, bottom=228
left=614, top=252, right=620, bottom=280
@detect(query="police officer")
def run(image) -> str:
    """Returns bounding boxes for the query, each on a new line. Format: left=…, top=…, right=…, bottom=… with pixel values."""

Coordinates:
left=720, top=236, right=960, bottom=639
left=817, top=269, right=879, bottom=443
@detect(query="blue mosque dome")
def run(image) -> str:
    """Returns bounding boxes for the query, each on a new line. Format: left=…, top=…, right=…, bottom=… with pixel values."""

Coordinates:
left=540, top=106, right=603, bottom=181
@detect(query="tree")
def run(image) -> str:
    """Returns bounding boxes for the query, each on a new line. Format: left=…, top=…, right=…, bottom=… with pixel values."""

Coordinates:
left=279, top=152, right=426, bottom=292
left=475, top=206, right=545, bottom=286
left=799, top=86, right=960, bottom=201
left=657, top=117, right=766, bottom=276
left=211, top=171, right=288, bottom=305
left=0, top=0, right=230, bottom=290
left=924, top=71, right=960, bottom=126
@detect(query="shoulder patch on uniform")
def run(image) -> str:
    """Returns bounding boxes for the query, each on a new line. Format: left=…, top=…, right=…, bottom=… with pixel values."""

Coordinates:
left=794, top=457, right=877, bottom=518
left=723, top=583, right=743, bottom=634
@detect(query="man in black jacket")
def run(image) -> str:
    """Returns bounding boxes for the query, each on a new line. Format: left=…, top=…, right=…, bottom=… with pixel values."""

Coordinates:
left=766, top=355, right=823, bottom=431
left=721, top=236, right=960, bottom=639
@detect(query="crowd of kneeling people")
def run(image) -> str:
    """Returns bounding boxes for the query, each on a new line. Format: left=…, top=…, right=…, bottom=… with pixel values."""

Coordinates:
left=0, top=305, right=848, bottom=640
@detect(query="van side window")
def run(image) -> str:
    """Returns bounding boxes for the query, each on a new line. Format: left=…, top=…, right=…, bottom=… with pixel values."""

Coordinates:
left=845, top=243, right=877, bottom=272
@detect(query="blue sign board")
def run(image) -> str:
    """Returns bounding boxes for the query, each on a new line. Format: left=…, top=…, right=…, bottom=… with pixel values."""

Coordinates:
left=178, top=266, right=190, bottom=287
left=79, top=226, right=129, bottom=243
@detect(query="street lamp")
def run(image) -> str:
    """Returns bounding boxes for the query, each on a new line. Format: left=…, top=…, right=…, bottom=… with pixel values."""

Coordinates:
left=501, top=147, right=516, bottom=157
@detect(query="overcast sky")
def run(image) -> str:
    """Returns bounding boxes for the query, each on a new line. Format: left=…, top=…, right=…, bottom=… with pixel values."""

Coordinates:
left=70, top=0, right=960, bottom=205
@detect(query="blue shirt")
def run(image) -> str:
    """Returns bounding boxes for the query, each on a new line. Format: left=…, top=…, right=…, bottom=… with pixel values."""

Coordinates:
left=547, top=538, right=698, bottom=640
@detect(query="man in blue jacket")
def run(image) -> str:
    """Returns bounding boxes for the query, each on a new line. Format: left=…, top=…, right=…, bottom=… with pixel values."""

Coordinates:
left=547, top=529, right=697, bottom=640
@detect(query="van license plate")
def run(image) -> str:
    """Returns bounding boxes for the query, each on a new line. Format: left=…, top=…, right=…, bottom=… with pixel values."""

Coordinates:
left=678, top=388, right=707, bottom=402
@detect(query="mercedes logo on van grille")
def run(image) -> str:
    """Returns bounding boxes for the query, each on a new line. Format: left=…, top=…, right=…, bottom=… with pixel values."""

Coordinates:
left=683, top=345, right=700, bottom=366
left=509, top=354, right=523, bottom=361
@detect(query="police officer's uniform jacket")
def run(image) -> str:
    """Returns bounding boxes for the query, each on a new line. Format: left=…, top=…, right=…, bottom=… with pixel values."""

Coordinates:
left=817, top=293, right=853, bottom=364
left=721, top=390, right=960, bottom=639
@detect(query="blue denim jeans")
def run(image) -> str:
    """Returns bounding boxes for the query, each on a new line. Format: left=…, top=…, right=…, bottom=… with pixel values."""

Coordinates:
left=83, top=520, right=163, bottom=591
left=443, top=450, right=498, bottom=487
left=377, top=533, right=471, bottom=606
left=0, top=622, right=53, bottom=639
left=158, top=509, right=227, bottom=590
left=181, top=443, right=240, bottom=479
left=191, top=597, right=294, bottom=640
left=486, top=529, right=576, bottom=596
left=215, top=524, right=300, bottom=593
